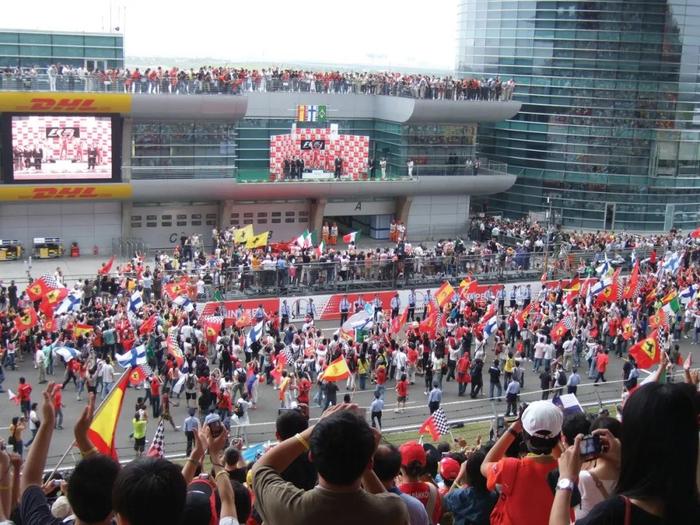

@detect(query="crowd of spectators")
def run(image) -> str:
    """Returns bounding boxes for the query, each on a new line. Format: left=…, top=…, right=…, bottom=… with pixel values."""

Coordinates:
left=0, top=64, right=517, bottom=101
left=0, top=219, right=698, bottom=524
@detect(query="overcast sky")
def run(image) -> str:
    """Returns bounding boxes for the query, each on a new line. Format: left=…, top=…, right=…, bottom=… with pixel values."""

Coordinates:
left=3, top=0, right=457, bottom=69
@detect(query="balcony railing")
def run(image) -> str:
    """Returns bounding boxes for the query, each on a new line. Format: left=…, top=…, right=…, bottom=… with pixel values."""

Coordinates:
left=0, top=70, right=516, bottom=102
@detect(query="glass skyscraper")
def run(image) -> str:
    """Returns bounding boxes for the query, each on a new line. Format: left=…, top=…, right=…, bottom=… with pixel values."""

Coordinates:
left=457, top=1, right=700, bottom=230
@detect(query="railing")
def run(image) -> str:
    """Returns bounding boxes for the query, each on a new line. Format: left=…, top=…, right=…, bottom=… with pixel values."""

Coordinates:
left=41, top=374, right=668, bottom=471
left=18, top=247, right=650, bottom=300
left=111, top=237, right=148, bottom=259
left=0, top=71, right=516, bottom=102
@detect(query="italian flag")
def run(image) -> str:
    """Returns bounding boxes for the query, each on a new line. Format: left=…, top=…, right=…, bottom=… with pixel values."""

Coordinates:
left=662, top=296, right=680, bottom=316
left=315, top=241, right=325, bottom=258
left=343, top=231, right=359, bottom=244
left=296, top=229, right=313, bottom=249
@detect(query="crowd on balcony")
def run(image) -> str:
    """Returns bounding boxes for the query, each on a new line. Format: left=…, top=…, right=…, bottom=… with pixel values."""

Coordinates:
left=0, top=217, right=698, bottom=525
left=0, top=63, right=517, bottom=101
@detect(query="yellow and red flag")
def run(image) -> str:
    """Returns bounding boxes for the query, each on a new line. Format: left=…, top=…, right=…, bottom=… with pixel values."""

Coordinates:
left=203, top=316, right=224, bottom=341
left=435, top=281, right=456, bottom=309
left=321, top=355, right=350, bottom=382
left=129, top=366, right=147, bottom=387
left=629, top=330, right=662, bottom=369
left=75, top=323, right=94, bottom=337
left=14, top=307, right=38, bottom=332
left=87, top=370, right=130, bottom=460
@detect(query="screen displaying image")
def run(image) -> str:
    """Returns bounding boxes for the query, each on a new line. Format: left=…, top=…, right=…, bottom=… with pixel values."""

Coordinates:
left=11, top=115, right=113, bottom=181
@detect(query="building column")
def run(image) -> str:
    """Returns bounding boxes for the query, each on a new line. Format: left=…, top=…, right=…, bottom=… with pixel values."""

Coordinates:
left=121, top=117, right=133, bottom=182
left=219, top=200, right=234, bottom=231
left=395, top=196, right=413, bottom=224
left=121, top=201, right=133, bottom=244
left=309, top=198, right=327, bottom=234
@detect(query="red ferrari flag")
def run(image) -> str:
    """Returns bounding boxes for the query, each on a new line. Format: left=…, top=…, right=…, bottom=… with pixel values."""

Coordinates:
left=551, top=315, right=575, bottom=343
left=419, top=311, right=439, bottom=338
left=690, top=226, right=700, bottom=239
left=39, top=287, right=69, bottom=316
left=25, top=275, right=60, bottom=302
left=98, top=255, right=116, bottom=275
left=163, top=277, right=189, bottom=301
left=14, top=307, right=38, bottom=332
left=629, top=330, right=662, bottom=369
left=390, top=307, right=409, bottom=335
left=129, top=365, right=147, bottom=386
left=648, top=308, right=668, bottom=330
left=594, top=268, right=621, bottom=307
left=203, top=316, right=224, bottom=341
left=621, top=317, right=634, bottom=340
left=514, top=303, right=533, bottom=330
left=621, top=262, right=640, bottom=301
left=138, top=314, right=158, bottom=336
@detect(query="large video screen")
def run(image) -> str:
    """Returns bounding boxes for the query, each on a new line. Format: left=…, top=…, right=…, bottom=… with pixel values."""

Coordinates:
left=10, top=115, right=114, bottom=181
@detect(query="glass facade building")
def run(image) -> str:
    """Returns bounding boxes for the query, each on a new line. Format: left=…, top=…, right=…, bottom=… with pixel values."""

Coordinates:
left=457, top=0, right=700, bottom=230
left=130, top=118, right=478, bottom=181
left=0, top=29, right=124, bottom=70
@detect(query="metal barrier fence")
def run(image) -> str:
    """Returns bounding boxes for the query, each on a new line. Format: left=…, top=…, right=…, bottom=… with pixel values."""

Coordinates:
left=111, top=238, right=148, bottom=259
left=17, top=247, right=645, bottom=299
left=41, top=373, right=664, bottom=471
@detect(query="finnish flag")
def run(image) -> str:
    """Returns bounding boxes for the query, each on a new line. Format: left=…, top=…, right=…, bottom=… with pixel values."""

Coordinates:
left=174, top=295, right=194, bottom=313
left=680, top=284, right=697, bottom=304
left=662, top=251, right=682, bottom=274
left=129, top=291, right=144, bottom=313
left=245, top=320, right=265, bottom=348
left=115, top=344, right=148, bottom=368
left=55, top=291, right=83, bottom=315
left=483, top=315, right=498, bottom=339
left=54, top=346, right=79, bottom=362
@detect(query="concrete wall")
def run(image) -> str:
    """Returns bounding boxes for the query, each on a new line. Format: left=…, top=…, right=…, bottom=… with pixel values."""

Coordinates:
left=0, top=201, right=121, bottom=255
left=406, top=195, right=471, bottom=240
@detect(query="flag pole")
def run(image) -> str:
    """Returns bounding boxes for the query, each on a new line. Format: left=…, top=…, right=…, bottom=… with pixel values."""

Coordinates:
left=47, top=368, right=130, bottom=478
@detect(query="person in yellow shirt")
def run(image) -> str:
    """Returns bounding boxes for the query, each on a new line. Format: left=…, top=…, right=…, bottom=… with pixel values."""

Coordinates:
left=503, top=352, right=516, bottom=390
left=132, top=411, right=148, bottom=457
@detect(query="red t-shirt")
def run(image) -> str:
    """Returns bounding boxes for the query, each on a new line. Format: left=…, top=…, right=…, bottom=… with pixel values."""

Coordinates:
left=150, top=378, right=160, bottom=397
left=486, top=456, right=558, bottom=525
left=398, top=481, right=442, bottom=525
left=407, top=348, right=418, bottom=364
left=596, top=352, right=609, bottom=373
left=297, top=378, right=311, bottom=404
left=53, top=390, right=62, bottom=409
left=18, top=383, right=32, bottom=402
left=375, top=366, right=387, bottom=385
left=396, top=380, right=408, bottom=397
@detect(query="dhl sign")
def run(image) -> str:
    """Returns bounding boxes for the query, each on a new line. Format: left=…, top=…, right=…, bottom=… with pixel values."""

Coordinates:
left=0, top=184, right=133, bottom=201
left=0, top=92, right=132, bottom=114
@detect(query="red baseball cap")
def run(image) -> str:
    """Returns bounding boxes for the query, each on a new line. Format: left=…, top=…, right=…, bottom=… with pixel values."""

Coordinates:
left=439, top=457, right=460, bottom=481
left=399, top=441, right=426, bottom=467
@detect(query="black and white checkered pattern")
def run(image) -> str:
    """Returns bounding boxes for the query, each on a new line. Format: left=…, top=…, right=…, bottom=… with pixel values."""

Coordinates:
left=279, top=347, right=294, bottom=364
left=432, top=408, right=450, bottom=436
left=147, top=419, right=165, bottom=458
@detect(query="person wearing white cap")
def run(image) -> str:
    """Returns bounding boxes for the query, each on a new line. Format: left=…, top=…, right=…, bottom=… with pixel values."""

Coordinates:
left=480, top=400, right=564, bottom=525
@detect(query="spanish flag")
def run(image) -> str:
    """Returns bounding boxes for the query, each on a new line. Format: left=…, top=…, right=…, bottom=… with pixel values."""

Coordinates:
left=246, top=231, right=269, bottom=249
left=234, top=224, right=254, bottom=244
left=87, top=370, right=130, bottom=460
left=435, top=281, right=456, bottom=308
left=75, top=323, right=94, bottom=337
left=321, top=355, right=350, bottom=382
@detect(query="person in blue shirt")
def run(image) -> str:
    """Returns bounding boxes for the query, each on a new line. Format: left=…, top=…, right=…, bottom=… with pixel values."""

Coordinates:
left=443, top=451, right=497, bottom=525
left=427, top=382, right=442, bottom=414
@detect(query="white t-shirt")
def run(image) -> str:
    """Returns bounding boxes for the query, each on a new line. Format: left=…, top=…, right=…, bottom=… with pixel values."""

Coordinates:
left=575, top=470, right=617, bottom=520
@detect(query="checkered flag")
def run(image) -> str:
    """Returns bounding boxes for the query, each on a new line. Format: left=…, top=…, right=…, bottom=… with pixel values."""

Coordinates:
left=146, top=419, right=165, bottom=458
left=432, top=408, right=450, bottom=436
left=419, top=408, right=450, bottom=441
left=279, top=347, right=294, bottom=365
